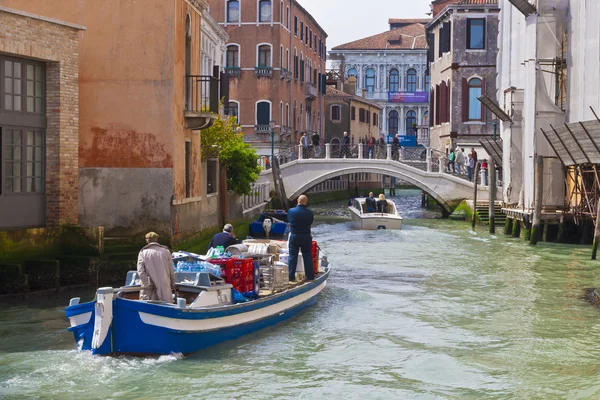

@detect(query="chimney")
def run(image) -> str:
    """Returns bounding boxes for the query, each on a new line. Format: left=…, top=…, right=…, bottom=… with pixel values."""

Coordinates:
left=344, top=76, right=357, bottom=96
left=362, top=88, right=367, bottom=98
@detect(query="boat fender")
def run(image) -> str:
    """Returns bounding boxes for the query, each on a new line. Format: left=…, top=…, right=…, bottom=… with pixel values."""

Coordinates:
left=91, top=287, right=114, bottom=351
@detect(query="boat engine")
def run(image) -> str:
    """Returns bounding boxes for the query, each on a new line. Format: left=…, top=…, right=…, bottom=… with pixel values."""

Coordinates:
left=263, top=218, right=272, bottom=238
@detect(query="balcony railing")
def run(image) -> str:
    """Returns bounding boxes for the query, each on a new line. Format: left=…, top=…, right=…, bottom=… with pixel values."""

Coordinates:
left=280, top=68, right=292, bottom=81
left=255, top=66, right=273, bottom=77
left=224, top=66, right=241, bottom=77
left=185, top=75, right=219, bottom=115
left=255, top=124, right=271, bottom=133
left=305, top=82, right=317, bottom=99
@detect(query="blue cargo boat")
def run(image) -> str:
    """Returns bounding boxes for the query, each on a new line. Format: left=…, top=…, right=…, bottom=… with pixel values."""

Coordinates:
left=248, top=210, right=288, bottom=238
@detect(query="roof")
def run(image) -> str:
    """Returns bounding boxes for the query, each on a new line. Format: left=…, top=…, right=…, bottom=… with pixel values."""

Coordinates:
left=540, top=120, right=600, bottom=167
left=388, top=18, right=432, bottom=25
left=325, top=86, right=382, bottom=109
left=428, top=0, right=499, bottom=27
left=457, top=0, right=498, bottom=4
left=331, top=23, right=427, bottom=51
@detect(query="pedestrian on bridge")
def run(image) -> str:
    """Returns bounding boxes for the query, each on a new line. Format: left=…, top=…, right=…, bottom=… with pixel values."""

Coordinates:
left=340, top=131, right=351, bottom=158
left=367, top=136, right=375, bottom=159
left=447, top=149, right=455, bottom=173
left=300, top=133, right=310, bottom=159
left=312, top=132, right=321, bottom=157
left=287, top=195, right=315, bottom=282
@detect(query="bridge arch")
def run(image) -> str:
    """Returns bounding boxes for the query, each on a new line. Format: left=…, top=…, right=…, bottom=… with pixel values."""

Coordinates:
left=286, top=165, right=453, bottom=212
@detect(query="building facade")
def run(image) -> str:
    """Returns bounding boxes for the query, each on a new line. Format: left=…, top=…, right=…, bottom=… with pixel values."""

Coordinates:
left=202, top=7, right=229, bottom=78
left=207, top=0, right=328, bottom=158
left=426, top=0, right=500, bottom=155
left=1, top=0, right=225, bottom=242
left=0, top=6, right=84, bottom=229
left=329, top=19, right=430, bottom=144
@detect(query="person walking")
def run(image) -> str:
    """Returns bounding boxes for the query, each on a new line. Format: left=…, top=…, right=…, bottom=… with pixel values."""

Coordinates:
left=392, top=134, right=400, bottom=161
left=455, top=147, right=465, bottom=175
left=137, top=232, right=176, bottom=303
left=287, top=195, right=315, bottom=282
left=470, top=147, right=478, bottom=165
left=447, top=149, right=455, bottom=173
left=300, top=133, right=310, bottom=158
left=481, top=159, right=489, bottom=186
left=467, top=154, right=475, bottom=182
left=367, top=136, right=375, bottom=159
left=340, top=131, right=351, bottom=158
left=312, top=132, right=321, bottom=157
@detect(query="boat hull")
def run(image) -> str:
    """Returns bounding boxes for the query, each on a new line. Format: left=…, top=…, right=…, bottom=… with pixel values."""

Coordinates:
left=66, top=269, right=329, bottom=356
left=349, top=210, right=403, bottom=230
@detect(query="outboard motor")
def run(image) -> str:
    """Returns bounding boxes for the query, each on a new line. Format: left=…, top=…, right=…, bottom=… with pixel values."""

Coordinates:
left=263, top=218, right=272, bottom=238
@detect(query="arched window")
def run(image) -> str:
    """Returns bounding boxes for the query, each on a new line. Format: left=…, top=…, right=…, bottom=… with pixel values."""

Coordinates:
left=365, top=68, right=376, bottom=93
left=226, top=44, right=239, bottom=68
left=286, top=103, right=290, bottom=127
left=259, top=0, right=272, bottom=22
left=388, top=110, right=399, bottom=135
left=389, top=68, right=399, bottom=92
left=256, top=101, right=271, bottom=126
left=468, top=78, right=483, bottom=120
left=228, top=101, right=239, bottom=124
left=406, top=110, right=417, bottom=135
left=347, top=68, right=357, bottom=77
left=280, top=102, right=283, bottom=126
left=331, top=105, right=341, bottom=121
left=406, top=69, right=417, bottom=92
left=258, top=44, right=272, bottom=67
left=227, top=0, right=240, bottom=23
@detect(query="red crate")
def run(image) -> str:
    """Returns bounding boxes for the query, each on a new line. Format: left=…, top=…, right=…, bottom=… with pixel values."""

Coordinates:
left=208, top=257, right=256, bottom=294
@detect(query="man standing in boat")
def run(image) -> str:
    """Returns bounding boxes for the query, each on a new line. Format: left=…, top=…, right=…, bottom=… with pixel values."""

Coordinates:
left=287, top=195, right=315, bottom=282
left=137, top=232, right=176, bottom=303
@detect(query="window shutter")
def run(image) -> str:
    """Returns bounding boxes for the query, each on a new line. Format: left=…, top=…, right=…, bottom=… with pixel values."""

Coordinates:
left=480, top=77, right=486, bottom=121
left=440, top=81, right=446, bottom=123
left=427, top=32, right=434, bottom=63
left=429, top=88, right=434, bottom=127
left=462, top=78, right=469, bottom=122
left=435, top=84, right=440, bottom=125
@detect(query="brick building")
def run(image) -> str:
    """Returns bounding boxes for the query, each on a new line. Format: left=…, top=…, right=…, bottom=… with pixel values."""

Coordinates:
left=0, top=6, right=84, bottom=229
left=1, top=0, right=225, bottom=242
left=207, top=0, right=328, bottom=158
left=426, top=0, right=500, bottom=154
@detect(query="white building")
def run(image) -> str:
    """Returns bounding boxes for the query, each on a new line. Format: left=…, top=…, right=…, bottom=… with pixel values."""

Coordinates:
left=495, top=0, right=600, bottom=212
left=329, top=19, right=430, bottom=143
left=203, top=7, right=228, bottom=76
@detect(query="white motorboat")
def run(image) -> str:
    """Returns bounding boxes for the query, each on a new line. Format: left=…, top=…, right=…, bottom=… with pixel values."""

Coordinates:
left=348, top=197, right=403, bottom=230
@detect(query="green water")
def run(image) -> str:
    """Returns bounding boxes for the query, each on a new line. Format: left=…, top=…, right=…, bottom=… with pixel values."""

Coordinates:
left=2, top=190, right=600, bottom=399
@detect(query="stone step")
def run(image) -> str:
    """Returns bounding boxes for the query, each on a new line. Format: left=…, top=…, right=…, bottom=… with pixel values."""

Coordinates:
left=104, top=244, right=141, bottom=255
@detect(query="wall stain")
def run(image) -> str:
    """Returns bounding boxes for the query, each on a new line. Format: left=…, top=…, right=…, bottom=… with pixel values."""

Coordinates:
left=81, top=126, right=173, bottom=168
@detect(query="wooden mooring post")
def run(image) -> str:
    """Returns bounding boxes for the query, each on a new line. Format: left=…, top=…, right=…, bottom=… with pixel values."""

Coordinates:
left=530, top=156, right=543, bottom=245
left=592, top=206, right=600, bottom=260
left=489, top=161, right=496, bottom=234
left=472, top=163, right=480, bottom=230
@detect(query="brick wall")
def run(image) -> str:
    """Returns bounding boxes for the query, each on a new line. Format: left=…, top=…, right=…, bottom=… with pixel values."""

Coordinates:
left=0, top=8, right=82, bottom=226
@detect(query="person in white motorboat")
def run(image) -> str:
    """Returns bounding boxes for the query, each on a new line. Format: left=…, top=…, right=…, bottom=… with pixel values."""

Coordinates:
left=365, top=192, right=377, bottom=213
left=377, top=193, right=388, bottom=213
left=137, top=232, right=176, bottom=303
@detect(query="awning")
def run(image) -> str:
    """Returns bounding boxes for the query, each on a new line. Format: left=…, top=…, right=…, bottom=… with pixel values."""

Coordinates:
left=540, top=119, right=600, bottom=167
left=478, top=95, right=512, bottom=122
left=479, top=137, right=503, bottom=167
left=508, top=0, right=536, bottom=17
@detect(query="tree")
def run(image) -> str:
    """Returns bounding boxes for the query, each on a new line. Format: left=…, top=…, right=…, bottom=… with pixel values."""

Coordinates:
left=201, top=115, right=262, bottom=195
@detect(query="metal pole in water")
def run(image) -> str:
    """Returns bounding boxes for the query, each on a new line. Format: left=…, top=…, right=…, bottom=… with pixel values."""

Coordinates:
left=592, top=205, right=600, bottom=260
left=489, top=161, right=496, bottom=234
left=472, top=163, right=480, bottom=230
left=530, top=155, right=544, bottom=245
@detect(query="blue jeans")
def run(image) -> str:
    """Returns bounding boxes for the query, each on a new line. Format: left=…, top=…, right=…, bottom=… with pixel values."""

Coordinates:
left=467, top=166, right=473, bottom=182
left=288, top=233, right=314, bottom=281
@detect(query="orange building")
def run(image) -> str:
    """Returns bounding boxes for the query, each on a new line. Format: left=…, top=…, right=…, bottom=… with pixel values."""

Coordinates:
left=0, top=0, right=225, bottom=241
left=207, top=0, right=327, bottom=158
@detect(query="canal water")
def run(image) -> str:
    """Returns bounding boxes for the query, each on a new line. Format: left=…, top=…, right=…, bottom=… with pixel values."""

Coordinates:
left=2, top=189, right=600, bottom=399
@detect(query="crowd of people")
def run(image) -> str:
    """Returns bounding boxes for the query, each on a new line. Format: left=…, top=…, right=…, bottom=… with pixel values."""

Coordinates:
left=446, top=147, right=488, bottom=183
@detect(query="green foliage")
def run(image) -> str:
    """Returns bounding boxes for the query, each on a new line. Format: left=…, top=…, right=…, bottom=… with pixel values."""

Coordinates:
left=201, top=115, right=262, bottom=195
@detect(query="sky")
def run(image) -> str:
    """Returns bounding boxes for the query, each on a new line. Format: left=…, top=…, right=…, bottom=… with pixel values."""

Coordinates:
left=298, top=0, right=433, bottom=49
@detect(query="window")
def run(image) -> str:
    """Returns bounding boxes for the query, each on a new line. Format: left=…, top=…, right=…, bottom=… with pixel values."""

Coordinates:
left=294, top=49, right=298, bottom=78
left=256, top=101, right=271, bottom=126
left=226, top=45, right=239, bottom=68
left=286, top=7, right=290, bottom=28
left=185, top=141, right=191, bottom=198
left=280, top=1, right=283, bottom=24
left=259, top=0, right=272, bottom=22
left=25, top=64, right=44, bottom=113
left=373, top=113, right=378, bottom=126
left=425, top=75, right=430, bottom=91
left=423, top=111, right=429, bottom=126
left=258, top=44, right=271, bottom=67
left=3, top=59, right=22, bottom=111
left=365, top=68, right=375, bottom=93
left=389, top=68, right=399, bottom=92
left=2, top=129, right=45, bottom=194
left=406, top=69, right=417, bottom=92
left=286, top=103, right=290, bottom=127
left=331, top=105, right=341, bottom=121
left=351, top=106, right=356, bottom=120
left=347, top=68, right=357, bottom=78
left=467, top=19, right=485, bottom=50
left=366, top=111, right=370, bottom=124
left=359, top=108, right=365, bottom=122
left=306, top=27, right=309, bottom=45
left=301, top=22, right=304, bottom=41
left=388, top=110, right=399, bottom=135
left=286, top=49, right=289, bottom=69
left=227, top=0, right=240, bottom=23
left=310, top=30, right=313, bottom=48
left=467, top=78, right=483, bottom=120
left=406, top=110, right=416, bottom=135
left=280, top=45, right=284, bottom=68
left=280, top=102, right=284, bottom=125
left=438, top=22, right=451, bottom=56
left=294, top=16, right=298, bottom=36
left=227, top=101, right=239, bottom=124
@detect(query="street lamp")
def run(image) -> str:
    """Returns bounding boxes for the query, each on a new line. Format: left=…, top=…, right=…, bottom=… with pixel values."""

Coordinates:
left=269, top=119, right=276, bottom=167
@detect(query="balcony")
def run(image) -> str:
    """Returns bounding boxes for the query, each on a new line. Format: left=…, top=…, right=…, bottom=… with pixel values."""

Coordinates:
left=224, top=67, right=241, bottom=78
left=255, top=124, right=271, bottom=134
left=184, top=75, right=219, bottom=130
left=305, top=82, right=317, bottom=100
left=255, top=66, right=273, bottom=78
left=280, top=68, right=292, bottom=81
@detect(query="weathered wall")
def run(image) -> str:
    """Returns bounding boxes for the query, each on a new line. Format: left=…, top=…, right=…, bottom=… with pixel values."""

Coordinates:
left=79, top=168, right=173, bottom=237
left=0, top=7, right=82, bottom=226
left=325, top=99, right=350, bottom=143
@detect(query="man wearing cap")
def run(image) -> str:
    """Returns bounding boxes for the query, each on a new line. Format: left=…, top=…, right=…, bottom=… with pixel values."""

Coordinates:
left=137, top=232, right=176, bottom=303
left=287, top=195, right=315, bottom=282
left=208, top=224, right=240, bottom=250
